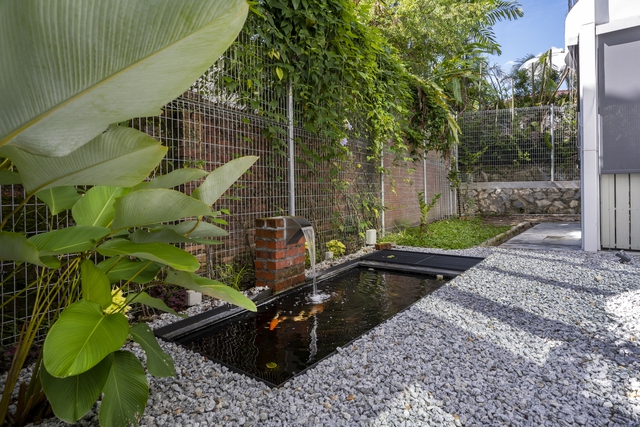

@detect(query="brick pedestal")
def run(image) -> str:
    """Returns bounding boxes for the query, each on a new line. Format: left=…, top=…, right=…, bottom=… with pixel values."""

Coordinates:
left=254, top=217, right=306, bottom=293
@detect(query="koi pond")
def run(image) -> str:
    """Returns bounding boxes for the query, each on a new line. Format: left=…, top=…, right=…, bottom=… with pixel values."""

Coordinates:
left=172, top=267, right=445, bottom=386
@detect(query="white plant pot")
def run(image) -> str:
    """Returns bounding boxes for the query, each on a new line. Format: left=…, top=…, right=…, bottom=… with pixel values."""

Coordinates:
left=186, top=290, right=202, bottom=306
left=365, top=229, right=377, bottom=245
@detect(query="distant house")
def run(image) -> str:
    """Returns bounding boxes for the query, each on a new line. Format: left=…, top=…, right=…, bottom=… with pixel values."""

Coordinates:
left=565, top=0, right=640, bottom=251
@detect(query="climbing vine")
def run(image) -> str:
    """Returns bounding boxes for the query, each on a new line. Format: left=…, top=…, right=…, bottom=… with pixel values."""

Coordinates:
left=194, top=0, right=414, bottom=163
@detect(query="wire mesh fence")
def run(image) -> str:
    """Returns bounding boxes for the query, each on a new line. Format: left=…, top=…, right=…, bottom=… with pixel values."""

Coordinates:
left=0, top=31, right=454, bottom=348
left=383, top=151, right=455, bottom=232
left=457, top=105, right=579, bottom=183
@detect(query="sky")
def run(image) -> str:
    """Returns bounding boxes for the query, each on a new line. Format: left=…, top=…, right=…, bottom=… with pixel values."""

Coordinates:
left=486, top=0, right=569, bottom=72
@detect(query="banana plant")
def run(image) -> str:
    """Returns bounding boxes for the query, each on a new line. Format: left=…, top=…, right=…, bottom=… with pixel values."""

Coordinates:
left=0, top=0, right=251, bottom=426
left=0, top=140, right=258, bottom=425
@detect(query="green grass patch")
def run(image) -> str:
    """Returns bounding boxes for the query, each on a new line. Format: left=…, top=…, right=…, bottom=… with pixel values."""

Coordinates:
left=379, top=217, right=511, bottom=249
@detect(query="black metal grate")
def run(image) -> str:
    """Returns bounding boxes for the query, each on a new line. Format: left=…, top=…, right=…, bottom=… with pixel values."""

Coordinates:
left=361, top=250, right=484, bottom=272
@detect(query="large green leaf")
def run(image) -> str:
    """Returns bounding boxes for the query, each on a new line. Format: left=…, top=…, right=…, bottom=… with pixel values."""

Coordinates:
left=130, top=323, right=175, bottom=377
left=35, top=186, right=81, bottom=215
left=111, top=189, right=212, bottom=231
left=99, top=351, right=149, bottom=427
left=135, top=168, right=208, bottom=190
left=97, top=240, right=200, bottom=272
left=0, top=127, right=166, bottom=193
left=73, top=186, right=130, bottom=228
left=81, top=260, right=112, bottom=310
left=0, top=169, right=21, bottom=185
left=192, top=156, right=259, bottom=206
left=0, top=231, right=59, bottom=268
left=97, top=258, right=161, bottom=285
left=43, top=300, right=129, bottom=378
left=154, top=220, right=228, bottom=238
left=126, top=292, right=185, bottom=318
left=165, top=271, right=256, bottom=312
left=129, top=228, right=222, bottom=246
left=41, top=354, right=113, bottom=423
left=27, top=226, right=110, bottom=256
left=0, top=0, right=249, bottom=156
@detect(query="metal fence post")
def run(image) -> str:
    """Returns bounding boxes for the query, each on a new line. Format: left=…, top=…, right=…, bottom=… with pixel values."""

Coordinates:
left=423, top=155, right=428, bottom=203
left=551, top=104, right=555, bottom=182
left=453, top=143, right=458, bottom=217
left=380, top=153, right=385, bottom=236
left=288, top=80, right=295, bottom=216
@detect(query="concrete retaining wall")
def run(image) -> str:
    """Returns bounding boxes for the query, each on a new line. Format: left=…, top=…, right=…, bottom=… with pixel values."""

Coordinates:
left=459, top=181, right=581, bottom=215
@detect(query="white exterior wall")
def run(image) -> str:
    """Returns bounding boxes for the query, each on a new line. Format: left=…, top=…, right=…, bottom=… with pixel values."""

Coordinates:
left=565, top=0, right=640, bottom=251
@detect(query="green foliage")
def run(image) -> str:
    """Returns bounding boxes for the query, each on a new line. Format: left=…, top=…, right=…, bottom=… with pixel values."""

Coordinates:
left=206, top=0, right=413, bottom=161
left=216, top=263, right=251, bottom=291
left=418, top=192, right=441, bottom=233
left=326, top=240, right=346, bottom=257
left=0, top=0, right=248, bottom=157
left=380, top=217, right=510, bottom=249
left=358, top=0, right=523, bottom=154
left=0, top=1, right=253, bottom=426
left=483, top=50, right=575, bottom=109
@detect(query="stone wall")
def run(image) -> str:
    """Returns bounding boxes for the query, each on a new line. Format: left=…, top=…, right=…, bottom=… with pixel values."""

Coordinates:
left=459, top=181, right=581, bottom=215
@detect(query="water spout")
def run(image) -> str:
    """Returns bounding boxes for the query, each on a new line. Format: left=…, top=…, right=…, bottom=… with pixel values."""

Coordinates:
left=283, top=216, right=312, bottom=245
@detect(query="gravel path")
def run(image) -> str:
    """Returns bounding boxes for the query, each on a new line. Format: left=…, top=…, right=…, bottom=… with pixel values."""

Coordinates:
left=30, top=247, right=640, bottom=426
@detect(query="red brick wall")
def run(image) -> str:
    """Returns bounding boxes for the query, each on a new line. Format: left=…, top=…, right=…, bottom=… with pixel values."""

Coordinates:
left=383, top=150, right=451, bottom=232
left=254, top=217, right=306, bottom=293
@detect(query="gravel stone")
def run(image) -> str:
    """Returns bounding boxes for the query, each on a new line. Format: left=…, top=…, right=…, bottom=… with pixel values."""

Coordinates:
left=17, top=247, right=640, bottom=426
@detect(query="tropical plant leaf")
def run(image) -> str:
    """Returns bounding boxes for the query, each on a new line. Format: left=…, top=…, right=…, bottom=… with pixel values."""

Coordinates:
left=97, top=258, right=161, bottom=285
left=135, top=168, right=208, bottom=190
left=27, top=226, right=110, bottom=256
left=35, top=186, right=81, bottom=215
left=0, top=169, right=21, bottom=185
left=43, top=300, right=129, bottom=378
left=0, top=127, right=167, bottom=193
left=41, top=354, right=113, bottom=424
left=129, top=228, right=222, bottom=246
left=99, top=351, right=149, bottom=427
left=97, top=240, right=200, bottom=272
left=126, top=292, right=185, bottom=318
left=81, top=260, right=112, bottom=309
left=191, top=156, right=258, bottom=206
left=0, top=231, right=60, bottom=268
left=111, top=189, right=212, bottom=231
left=165, top=271, right=256, bottom=312
left=155, top=220, right=228, bottom=238
left=130, top=322, right=175, bottom=377
left=0, top=0, right=249, bottom=156
left=72, top=186, right=131, bottom=228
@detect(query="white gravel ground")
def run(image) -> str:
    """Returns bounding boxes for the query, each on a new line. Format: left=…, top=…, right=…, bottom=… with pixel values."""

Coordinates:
left=23, top=247, right=640, bottom=426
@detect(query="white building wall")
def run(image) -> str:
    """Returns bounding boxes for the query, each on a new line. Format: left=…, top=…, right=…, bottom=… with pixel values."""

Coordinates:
left=565, top=0, right=640, bottom=251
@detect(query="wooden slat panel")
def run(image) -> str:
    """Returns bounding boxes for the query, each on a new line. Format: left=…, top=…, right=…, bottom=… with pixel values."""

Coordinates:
left=615, top=174, right=631, bottom=249
left=631, top=174, right=640, bottom=250
left=600, top=174, right=615, bottom=248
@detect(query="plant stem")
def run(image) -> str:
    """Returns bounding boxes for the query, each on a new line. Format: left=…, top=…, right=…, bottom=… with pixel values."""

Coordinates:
left=0, top=193, right=34, bottom=230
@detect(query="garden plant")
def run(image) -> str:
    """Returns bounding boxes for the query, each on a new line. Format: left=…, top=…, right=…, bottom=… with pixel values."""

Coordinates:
left=0, top=0, right=254, bottom=425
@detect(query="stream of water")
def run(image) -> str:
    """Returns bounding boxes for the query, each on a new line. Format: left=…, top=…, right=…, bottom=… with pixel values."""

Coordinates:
left=301, top=226, right=330, bottom=303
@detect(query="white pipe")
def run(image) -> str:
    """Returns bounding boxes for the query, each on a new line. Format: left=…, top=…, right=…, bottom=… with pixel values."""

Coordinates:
left=288, top=80, right=295, bottom=216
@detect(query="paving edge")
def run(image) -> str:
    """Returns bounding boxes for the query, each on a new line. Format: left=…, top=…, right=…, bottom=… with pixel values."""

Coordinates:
left=478, top=222, right=533, bottom=247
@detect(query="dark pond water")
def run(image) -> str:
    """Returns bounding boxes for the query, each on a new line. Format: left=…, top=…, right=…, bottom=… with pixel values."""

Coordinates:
left=175, top=268, right=444, bottom=386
